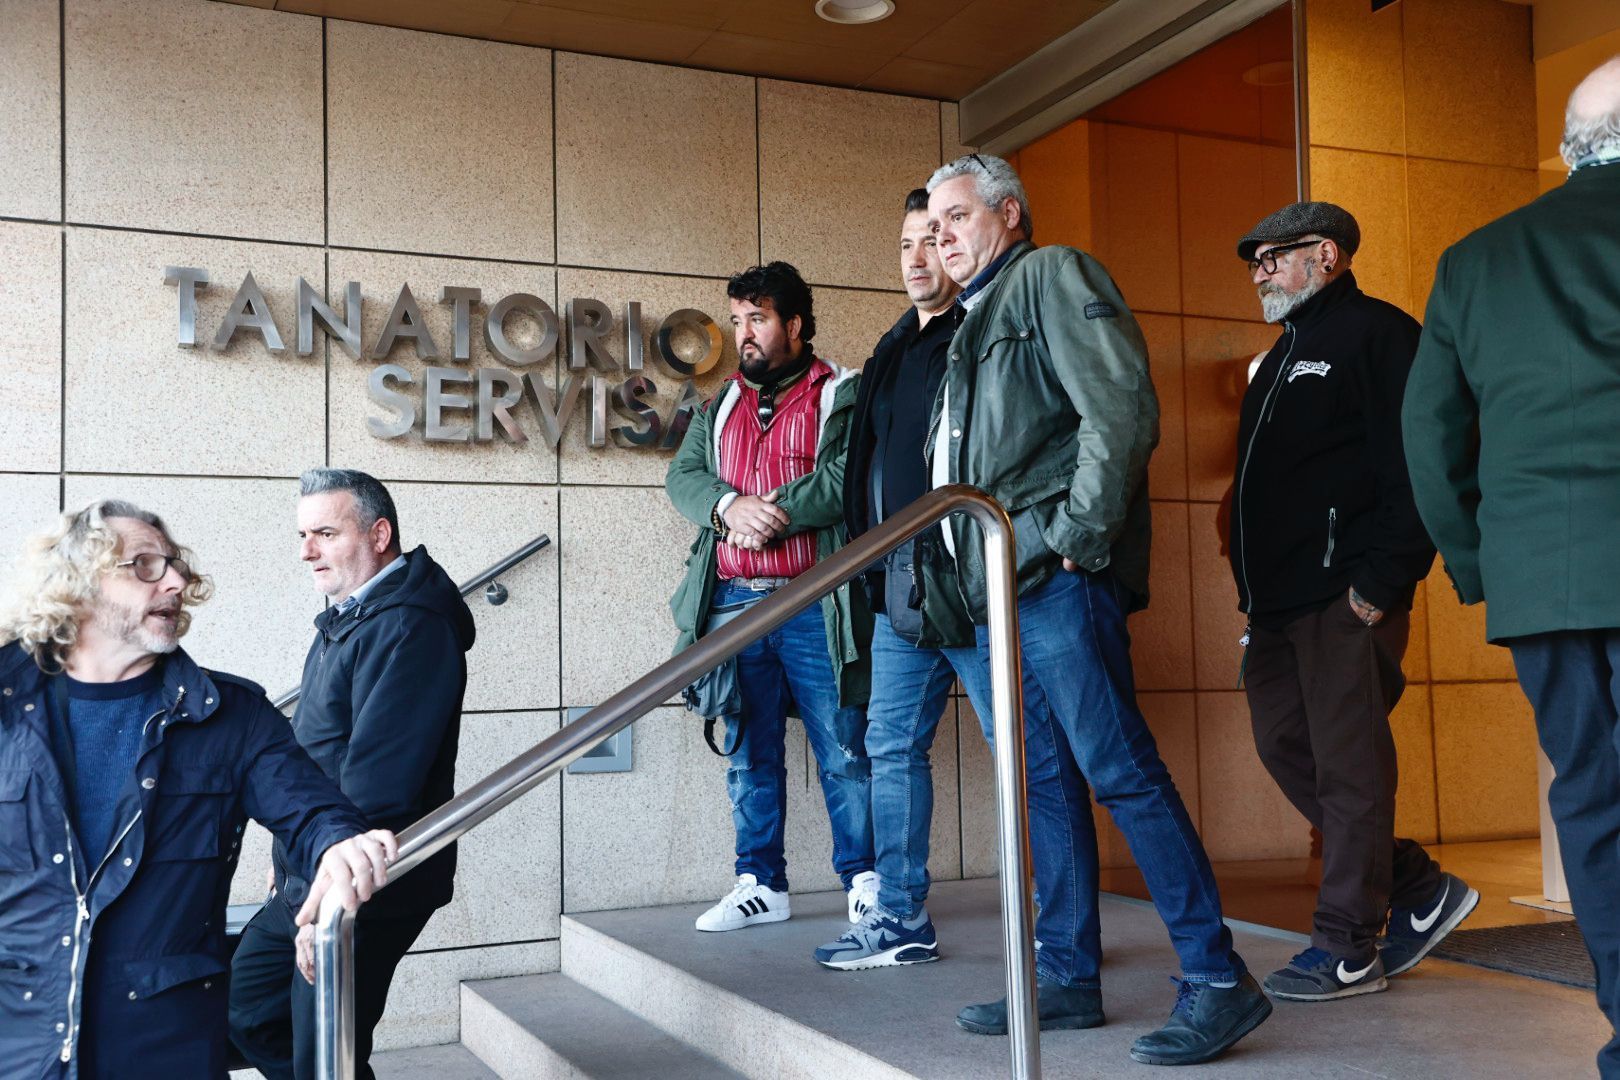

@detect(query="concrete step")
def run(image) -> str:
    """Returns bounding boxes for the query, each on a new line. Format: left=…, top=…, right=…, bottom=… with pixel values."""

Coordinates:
left=559, top=877, right=1614, bottom=1080
left=460, top=973, right=743, bottom=1080
left=231, top=1041, right=497, bottom=1080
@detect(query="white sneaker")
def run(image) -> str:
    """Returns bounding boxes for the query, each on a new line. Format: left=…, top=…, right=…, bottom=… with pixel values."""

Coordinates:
left=847, top=870, right=880, bottom=923
left=695, top=874, right=791, bottom=932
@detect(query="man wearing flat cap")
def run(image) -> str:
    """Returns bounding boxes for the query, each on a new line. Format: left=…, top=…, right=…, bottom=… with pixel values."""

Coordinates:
left=1228, top=202, right=1476, bottom=1002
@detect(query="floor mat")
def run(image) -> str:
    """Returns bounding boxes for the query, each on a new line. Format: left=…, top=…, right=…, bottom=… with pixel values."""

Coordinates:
left=1430, top=921, right=1596, bottom=990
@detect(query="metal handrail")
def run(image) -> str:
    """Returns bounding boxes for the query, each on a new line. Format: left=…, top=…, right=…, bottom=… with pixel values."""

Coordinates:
left=271, top=534, right=552, bottom=711
left=315, top=487, right=1040, bottom=1079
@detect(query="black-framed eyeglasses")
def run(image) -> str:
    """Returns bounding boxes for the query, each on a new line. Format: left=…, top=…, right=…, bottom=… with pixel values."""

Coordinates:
left=117, top=552, right=193, bottom=583
left=1246, top=239, right=1322, bottom=275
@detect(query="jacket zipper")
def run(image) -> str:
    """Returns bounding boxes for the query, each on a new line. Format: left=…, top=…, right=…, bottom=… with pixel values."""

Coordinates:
left=61, top=819, right=83, bottom=1064
left=1234, top=322, right=1297, bottom=612
left=60, top=700, right=169, bottom=1062
left=1323, top=507, right=1337, bottom=568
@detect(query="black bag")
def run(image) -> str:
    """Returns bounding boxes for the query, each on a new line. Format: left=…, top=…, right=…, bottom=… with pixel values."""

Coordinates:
left=681, top=592, right=764, bottom=756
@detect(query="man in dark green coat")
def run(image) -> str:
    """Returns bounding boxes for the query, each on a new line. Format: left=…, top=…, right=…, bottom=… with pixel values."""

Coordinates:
left=1402, top=58, right=1620, bottom=1078
left=665, top=262, right=876, bottom=937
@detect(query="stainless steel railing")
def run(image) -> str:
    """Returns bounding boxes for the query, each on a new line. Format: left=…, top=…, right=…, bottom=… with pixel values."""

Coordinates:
left=271, top=533, right=552, bottom=711
left=314, top=487, right=1041, bottom=1079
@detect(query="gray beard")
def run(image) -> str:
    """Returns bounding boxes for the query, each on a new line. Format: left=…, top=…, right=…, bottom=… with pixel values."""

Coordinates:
left=1258, top=272, right=1324, bottom=324
left=94, top=597, right=180, bottom=656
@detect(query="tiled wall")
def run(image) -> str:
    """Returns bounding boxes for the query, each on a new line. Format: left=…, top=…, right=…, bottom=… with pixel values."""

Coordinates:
left=0, top=0, right=971, bottom=1049
left=1305, top=0, right=1542, bottom=844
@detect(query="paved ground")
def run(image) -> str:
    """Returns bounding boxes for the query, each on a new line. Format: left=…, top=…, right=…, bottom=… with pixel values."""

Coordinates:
left=574, top=877, right=1611, bottom=1079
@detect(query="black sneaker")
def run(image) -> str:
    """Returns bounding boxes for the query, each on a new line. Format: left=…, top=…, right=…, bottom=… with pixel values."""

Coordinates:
left=1262, top=946, right=1387, bottom=1001
left=1129, top=974, right=1272, bottom=1066
left=955, top=978, right=1104, bottom=1035
left=1380, top=871, right=1480, bottom=977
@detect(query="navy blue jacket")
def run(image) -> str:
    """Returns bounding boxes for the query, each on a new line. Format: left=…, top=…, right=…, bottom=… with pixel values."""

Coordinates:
left=0, top=642, right=368, bottom=1080
left=273, top=547, right=474, bottom=918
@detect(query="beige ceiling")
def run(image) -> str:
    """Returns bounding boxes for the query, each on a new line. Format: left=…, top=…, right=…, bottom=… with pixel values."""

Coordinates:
left=217, top=0, right=1114, bottom=100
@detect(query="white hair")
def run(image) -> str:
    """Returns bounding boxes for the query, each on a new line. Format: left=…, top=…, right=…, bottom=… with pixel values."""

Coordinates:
left=1561, top=57, right=1620, bottom=167
left=926, top=154, right=1034, bottom=239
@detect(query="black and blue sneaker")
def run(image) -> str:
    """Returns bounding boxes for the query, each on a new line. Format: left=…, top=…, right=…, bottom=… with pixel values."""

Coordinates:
left=1380, top=871, right=1480, bottom=976
left=1262, top=946, right=1387, bottom=1001
left=813, top=904, right=939, bottom=971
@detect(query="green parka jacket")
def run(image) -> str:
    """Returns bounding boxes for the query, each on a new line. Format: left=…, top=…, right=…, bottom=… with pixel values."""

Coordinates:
left=1403, top=162, right=1620, bottom=641
left=920, top=241, right=1160, bottom=642
left=665, top=361, right=872, bottom=707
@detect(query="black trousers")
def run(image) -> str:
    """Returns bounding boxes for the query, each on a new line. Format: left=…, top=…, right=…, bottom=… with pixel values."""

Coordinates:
left=228, top=897, right=434, bottom=1080
left=1509, top=629, right=1620, bottom=1079
left=1243, top=600, right=1441, bottom=955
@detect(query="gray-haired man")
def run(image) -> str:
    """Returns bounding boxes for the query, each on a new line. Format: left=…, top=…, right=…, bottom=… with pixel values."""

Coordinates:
left=230, top=469, right=476, bottom=1080
left=914, top=154, right=1270, bottom=1066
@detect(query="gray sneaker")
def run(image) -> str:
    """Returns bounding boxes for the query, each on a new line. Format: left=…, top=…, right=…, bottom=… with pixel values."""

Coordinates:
left=813, top=904, right=939, bottom=971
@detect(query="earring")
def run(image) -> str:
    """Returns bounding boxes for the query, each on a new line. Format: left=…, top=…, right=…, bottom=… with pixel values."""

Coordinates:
left=1323, top=263, right=1334, bottom=273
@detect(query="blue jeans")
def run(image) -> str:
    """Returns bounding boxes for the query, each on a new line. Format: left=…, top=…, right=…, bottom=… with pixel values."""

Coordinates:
left=716, top=580, right=874, bottom=892
left=865, top=613, right=971, bottom=917
left=1509, top=630, right=1620, bottom=1079
left=955, top=569, right=1242, bottom=988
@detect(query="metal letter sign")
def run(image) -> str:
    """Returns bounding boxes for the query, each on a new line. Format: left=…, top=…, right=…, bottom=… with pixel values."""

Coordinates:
left=166, top=270, right=718, bottom=450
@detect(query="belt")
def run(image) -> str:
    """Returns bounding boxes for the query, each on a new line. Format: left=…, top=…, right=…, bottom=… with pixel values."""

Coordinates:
left=727, top=575, right=794, bottom=592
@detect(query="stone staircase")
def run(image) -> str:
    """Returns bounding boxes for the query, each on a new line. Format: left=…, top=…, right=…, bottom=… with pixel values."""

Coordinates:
left=369, top=877, right=1608, bottom=1079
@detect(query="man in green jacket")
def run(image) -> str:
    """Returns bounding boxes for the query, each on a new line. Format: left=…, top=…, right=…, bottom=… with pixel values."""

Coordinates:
left=920, top=154, right=1270, bottom=1067
left=1402, top=59, right=1620, bottom=1078
left=665, top=261, right=876, bottom=935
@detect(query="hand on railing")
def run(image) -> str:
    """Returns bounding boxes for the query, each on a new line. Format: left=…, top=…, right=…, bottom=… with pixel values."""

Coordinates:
left=296, top=828, right=399, bottom=928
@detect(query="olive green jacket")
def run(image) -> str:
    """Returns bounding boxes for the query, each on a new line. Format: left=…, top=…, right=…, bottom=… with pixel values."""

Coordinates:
left=1403, top=162, right=1620, bottom=641
left=921, top=241, right=1159, bottom=640
left=665, top=364, right=872, bottom=707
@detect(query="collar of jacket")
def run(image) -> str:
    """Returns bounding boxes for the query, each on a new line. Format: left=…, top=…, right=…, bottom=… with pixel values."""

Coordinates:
left=1567, top=157, right=1620, bottom=185
left=958, top=241, right=1028, bottom=306
left=314, top=546, right=418, bottom=640
left=0, top=642, right=219, bottom=731
left=1283, top=268, right=1360, bottom=330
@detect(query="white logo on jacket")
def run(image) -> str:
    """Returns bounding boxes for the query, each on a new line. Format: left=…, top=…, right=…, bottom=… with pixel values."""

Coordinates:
left=1287, top=360, right=1332, bottom=382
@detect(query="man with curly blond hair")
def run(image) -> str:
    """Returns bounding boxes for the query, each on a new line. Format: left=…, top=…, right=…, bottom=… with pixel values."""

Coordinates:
left=0, top=499, right=395, bottom=1080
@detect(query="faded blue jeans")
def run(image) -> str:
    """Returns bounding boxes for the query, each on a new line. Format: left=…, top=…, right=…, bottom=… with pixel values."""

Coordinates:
left=716, top=580, right=875, bottom=892
left=865, top=612, right=970, bottom=918
left=955, top=568, right=1243, bottom=988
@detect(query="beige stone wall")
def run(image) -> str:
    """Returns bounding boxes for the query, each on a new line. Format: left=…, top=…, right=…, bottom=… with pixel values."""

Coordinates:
left=0, top=0, right=967, bottom=1050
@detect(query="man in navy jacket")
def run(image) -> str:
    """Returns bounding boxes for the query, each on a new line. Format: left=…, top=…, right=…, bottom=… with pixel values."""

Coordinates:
left=231, top=469, right=474, bottom=1080
left=0, top=499, right=393, bottom=1080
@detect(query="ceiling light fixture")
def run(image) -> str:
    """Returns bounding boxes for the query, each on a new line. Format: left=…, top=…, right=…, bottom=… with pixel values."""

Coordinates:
left=815, top=0, right=895, bottom=25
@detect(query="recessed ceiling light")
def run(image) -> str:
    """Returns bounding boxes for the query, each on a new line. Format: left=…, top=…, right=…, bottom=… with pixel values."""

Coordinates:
left=815, top=0, right=895, bottom=25
left=1241, top=61, right=1294, bottom=87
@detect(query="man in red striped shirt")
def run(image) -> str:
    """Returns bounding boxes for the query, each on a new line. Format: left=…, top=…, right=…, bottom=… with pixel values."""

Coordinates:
left=666, top=262, right=877, bottom=934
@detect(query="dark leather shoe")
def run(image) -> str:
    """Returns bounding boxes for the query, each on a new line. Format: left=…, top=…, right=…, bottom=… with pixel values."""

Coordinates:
left=955, top=978, right=1104, bottom=1035
left=1129, top=974, right=1272, bottom=1066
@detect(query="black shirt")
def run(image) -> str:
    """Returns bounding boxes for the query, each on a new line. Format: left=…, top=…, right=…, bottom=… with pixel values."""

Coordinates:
left=867, top=307, right=957, bottom=533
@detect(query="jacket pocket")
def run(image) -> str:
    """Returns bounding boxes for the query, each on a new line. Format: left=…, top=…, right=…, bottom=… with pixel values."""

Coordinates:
left=0, top=771, right=33, bottom=872
left=123, top=952, right=228, bottom=1000
left=1323, top=507, right=1338, bottom=568
left=144, top=765, right=229, bottom=862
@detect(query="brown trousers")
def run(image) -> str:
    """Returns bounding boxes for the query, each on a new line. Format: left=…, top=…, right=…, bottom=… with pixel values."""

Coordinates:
left=1243, top=598, right=1442, bottom=955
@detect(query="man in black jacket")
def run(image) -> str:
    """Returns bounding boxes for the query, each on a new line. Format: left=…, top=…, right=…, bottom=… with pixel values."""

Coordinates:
left=815, top=189, right=962, bottom=971
left=230, top=469, right=476, bottom=1080
left=1230, top=203, right=1475, bottom=1003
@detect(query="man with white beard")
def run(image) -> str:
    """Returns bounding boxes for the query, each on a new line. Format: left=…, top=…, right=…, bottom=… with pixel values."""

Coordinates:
left=1228, top=203, right=1475, bottom=1003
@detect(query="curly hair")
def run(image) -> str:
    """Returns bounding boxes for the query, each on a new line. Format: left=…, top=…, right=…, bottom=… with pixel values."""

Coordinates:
left=726, top=262, right=816, bottom=343
left=0, top=500, right=213, bottom=672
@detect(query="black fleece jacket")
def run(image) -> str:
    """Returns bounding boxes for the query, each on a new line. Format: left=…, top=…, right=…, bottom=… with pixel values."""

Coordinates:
left=1230, top=271, right=1436, bottom=627
left=273, top=546, right=475, bottom=915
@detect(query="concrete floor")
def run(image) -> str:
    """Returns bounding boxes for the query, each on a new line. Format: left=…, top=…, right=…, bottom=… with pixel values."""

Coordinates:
left=1099, top=838, right=1576, bottom=938
left=574, top=876, right=1611, bottom=1079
